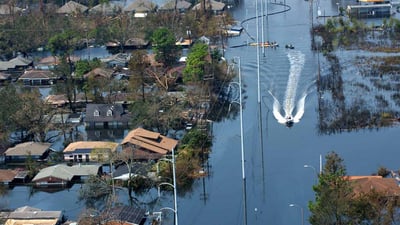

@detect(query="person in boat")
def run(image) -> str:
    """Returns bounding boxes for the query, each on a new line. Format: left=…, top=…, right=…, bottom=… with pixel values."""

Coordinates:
left=285, top=115, right=294, bottom=127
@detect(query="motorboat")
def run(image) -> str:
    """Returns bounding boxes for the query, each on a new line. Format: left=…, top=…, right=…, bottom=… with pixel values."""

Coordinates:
left=285, top=115, right=294, bottom=127
left=285, top=44, right=295, bottom=49
left=249, top=41, right=279, bottom=47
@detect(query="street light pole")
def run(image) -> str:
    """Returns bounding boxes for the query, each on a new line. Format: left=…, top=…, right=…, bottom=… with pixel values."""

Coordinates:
left=158, top=149, right=178, bottom=225
left=289, top=203, right=304, bottom=225
left=304, top=164, right=318, bottom=184
left=236, top=56, right=247, bottom=225
left=171, top=148, right=178, bottom=225
left=336, top=2, right=340, bottom=15
left=228, top=57, right=247, bottom=225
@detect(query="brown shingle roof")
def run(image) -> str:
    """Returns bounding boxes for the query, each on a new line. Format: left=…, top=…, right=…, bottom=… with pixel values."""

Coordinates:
left=37, top=56, right=60, bottom=66
left=63, top=141, right=119, bottom=153
left=83, top=67, right=114, bottom=79
left=121, top=128, right=178, bottom=155
left=0, top=169, right=18, bottom=183
left=347, top=176, right=400, bottom=197
left=45, top=93, right=88, bottom=106
left=19, top=70, right=54, bottom=79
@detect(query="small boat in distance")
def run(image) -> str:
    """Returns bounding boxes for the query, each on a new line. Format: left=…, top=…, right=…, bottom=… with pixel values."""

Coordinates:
left=249, top=41, right=279, bottom=47
left=285, top=44, right=295, bottom=49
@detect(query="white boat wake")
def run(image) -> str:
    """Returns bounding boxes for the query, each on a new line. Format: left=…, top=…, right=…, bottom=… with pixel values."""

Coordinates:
left=270, top=50, right=307, bottom=127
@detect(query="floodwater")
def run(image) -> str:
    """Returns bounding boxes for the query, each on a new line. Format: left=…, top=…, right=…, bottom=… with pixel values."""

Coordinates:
left=2, top=0, right=400, bottom=225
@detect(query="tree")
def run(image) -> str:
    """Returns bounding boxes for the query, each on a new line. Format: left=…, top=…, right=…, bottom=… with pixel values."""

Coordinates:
left=128, top=50, right=150, bottom=102
left=0, top=88, right=59, bottom=142
left=309, top=151, right=353, bottom=225
left=151, top=27, right=179, bottom=67
left=48, top=30, right=79, bottom=112
left=183, top=42, right=209, bottom=82
left=0, top=85, right=19, bottom=140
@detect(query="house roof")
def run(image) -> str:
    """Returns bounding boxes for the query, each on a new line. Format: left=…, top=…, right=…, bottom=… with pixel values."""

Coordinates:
left=0, top=4, right=22, bottom=15
left=84, top=103, right=131, bottom=123
left=45, top=93, right=88, bottom=106
left=5, top=142, right=52, bottom=156
left=0, top=72, right=11, bottom=80
left=347, top=176, right=400, bottom=197
left=5, top=218, right=59, bottom=225
left=113, top=162, right=151, bottom=178
left=123, top=0, right=157, bottom=12
left=106, top=206, right=146, bottom=225
left=124, top=38, right=149, bottom=47
left=6, top=205, right=62, bottom=225
left=121, top=128, right=178, bottom=155
left=18, top=70, right=55, bottom=80
left=160, top=0, right=192, bottom=10
left=83, top=67, right=114, bottom=79
left=106, top=92, right=132, bottom=104
left=63, top=141, right=119, bottom=153
left=101, top=53, right=130, bottom=65
left=37, top=56, right=60, bottom=66
left=0, top=56, right=32, bottom=71
left=0, top=169, right=18, bottom=183
left=32, top=164, right=100, bottom=182
left=57, top=1, right=88, bottom=14
left=192, top=0, right=225, bottom=11
left=89, top=2, right=122, bottom=15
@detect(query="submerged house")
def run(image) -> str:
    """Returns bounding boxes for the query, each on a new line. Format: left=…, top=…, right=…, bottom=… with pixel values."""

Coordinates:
left=83, top=67, right=114, bottom=80
left=0, top=4, right=23, bottom=15
left=32, top=164, right=101, bottom=187
left=57, top=0, right=88, bottom=15
left=347, top=4, right=391, bottom=18
left=35, top=56, right=59, bottom=70
left=121, top=127, right=178, bottom=160
left=89, top=2, right=123, bottom=15
left=4, top=142, right=52, bottom=163
left=0, top=169, right=19, bottom=185
left=123, top=0, right=157, bottom=17
left=63, top=141, right=119, bottom=163
left=101, top=53, right=131, bottom=68
left=45, top=93, right=90, bottom=108
left=159, top=0, right=192, bottom=13
left=84, top=103, right=131, bottom=128
left=192, top=0, right=226, bottom=14
left=18, top=70, right=56, bottom=86
left=347, top=0, right=391, bottom=18
left=104, top=206, right=147, bottom=225
left=0, top=56, right=33, bottom=76
left=0, top=72, right=11, bottom=85
left=347, top=176, right=400, bottom=197
left=5, top=206, right=64, bottom=225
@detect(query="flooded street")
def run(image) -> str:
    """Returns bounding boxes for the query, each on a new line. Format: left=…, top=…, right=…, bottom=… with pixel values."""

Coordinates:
left=2, top=0, right=400, bottom=224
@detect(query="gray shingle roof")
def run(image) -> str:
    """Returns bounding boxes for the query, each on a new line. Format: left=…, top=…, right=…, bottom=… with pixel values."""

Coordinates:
left=192, top=0, right=225, bottom=11
left=89, top=2, right=122, bottom=14
left=161, top=0, right=192, bottom=10
left=5, top=142, right=51, bottom=156
left=32, top=164, right=100, bottom=182
left=108, top=206, right=146, bottom=224
left=57, top=1, right=88, bottom=14
left=9, top=205, right=62, bottom=220
left=0, top=4, right=22, bottom=15
left=85, top=103, right=131, bottom=123
left=0, top=56, right=32, bottom=71
left=123, top=0, right=157, bottom=12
